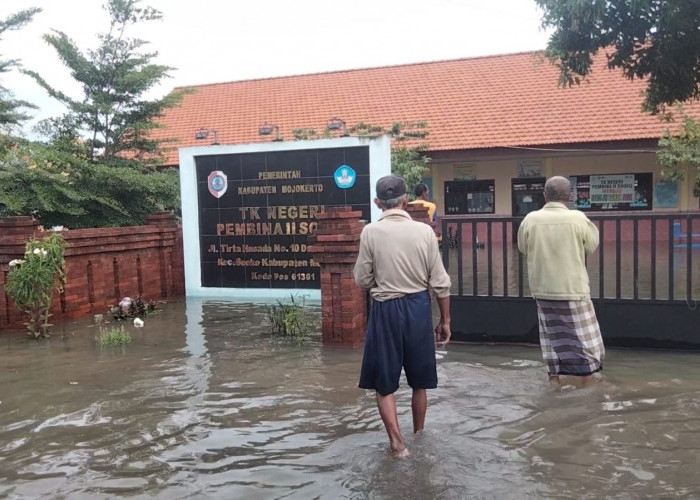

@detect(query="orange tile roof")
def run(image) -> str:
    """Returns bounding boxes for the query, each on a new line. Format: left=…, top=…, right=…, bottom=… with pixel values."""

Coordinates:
left=151, top=50, right=700, bottom=165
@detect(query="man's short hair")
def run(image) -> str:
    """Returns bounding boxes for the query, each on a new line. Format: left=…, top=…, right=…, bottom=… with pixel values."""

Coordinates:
left=414, top=183, right=428, bottom=197
left=379, top=195, right=406, bottom=209
left=544, top=176, right=572, bottom=202
left=376, top=174, right=407, bottom=201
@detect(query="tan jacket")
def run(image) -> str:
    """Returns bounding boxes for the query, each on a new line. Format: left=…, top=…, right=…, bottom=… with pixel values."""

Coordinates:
left=353, top=209, right=451, bottom=301
left=517, top=202, right=599, bottom=300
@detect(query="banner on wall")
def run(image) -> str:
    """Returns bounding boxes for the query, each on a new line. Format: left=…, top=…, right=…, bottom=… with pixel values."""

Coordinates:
left=453, top=163, right=476, bottom=180
left=653, top=181, right=679, bottom=208
left=589, top=174, right=635, bottom=204
left=517, top=159, right=543, bottom=178
left=569, top=173, right=652, bottom=211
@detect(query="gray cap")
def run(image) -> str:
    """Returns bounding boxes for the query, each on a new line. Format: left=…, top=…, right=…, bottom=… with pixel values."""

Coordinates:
left=376, top=174, right=407, bottom=201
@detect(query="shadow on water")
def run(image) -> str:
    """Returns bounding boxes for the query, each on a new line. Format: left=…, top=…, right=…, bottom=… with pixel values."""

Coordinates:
left=1, top=299, right=700, bottom=498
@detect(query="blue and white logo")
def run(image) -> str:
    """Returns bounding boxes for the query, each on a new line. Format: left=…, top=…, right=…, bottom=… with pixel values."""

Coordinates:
left=334, top=165, right=356, bottom=189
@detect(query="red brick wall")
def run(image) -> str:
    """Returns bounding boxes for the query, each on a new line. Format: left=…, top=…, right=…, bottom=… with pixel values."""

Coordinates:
left=0, top=213, right=184, bottom=332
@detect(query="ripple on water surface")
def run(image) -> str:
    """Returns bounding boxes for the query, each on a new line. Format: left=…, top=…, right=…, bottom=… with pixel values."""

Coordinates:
left=2, top=300, right=700, bottom=498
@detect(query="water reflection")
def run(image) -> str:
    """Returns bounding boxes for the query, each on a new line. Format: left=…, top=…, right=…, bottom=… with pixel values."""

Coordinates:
left=1, top=301, right=700, bottom=497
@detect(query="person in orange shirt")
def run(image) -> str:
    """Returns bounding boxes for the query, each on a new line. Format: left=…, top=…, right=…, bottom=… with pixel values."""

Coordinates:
left=409, top=183, right=442, bottom=242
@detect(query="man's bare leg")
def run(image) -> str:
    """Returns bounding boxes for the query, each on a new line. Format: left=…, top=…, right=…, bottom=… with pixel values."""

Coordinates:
left=411, top=389, right=427, bottom=433
left=376, top=392, right=408, bottom=458
left=554, top=374, right=598, bottom=389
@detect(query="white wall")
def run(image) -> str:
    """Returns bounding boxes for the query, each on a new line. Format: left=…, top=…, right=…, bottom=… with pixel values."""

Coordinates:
left=430, top=150, right=699, bottom=215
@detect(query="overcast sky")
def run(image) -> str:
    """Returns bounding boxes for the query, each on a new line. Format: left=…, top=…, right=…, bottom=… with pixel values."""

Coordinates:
left=0, top=0, right=550, bottom=133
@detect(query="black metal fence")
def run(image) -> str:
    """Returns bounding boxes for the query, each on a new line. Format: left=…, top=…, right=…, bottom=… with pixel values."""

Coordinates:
left=441, top=213, right=700, bottom=349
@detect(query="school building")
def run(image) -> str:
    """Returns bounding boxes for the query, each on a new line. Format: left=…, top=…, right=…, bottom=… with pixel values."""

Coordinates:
left=151, top=50, right=700, bottom=215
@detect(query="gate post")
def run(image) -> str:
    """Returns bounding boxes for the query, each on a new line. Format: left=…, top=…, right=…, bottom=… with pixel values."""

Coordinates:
left=308, top=207, right=366, bottom=348
left=406, top=204, right=430, bottom=224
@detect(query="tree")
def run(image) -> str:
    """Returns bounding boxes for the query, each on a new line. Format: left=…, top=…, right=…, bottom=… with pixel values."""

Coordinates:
left=658, top=109, right=700, bottom=197
left=24, top=0, right=187, bottom=166
left=350, top=121, right=431, bottom=195
left=0, top=0, right=186, bottom=228
left=535, top=0, right=700, bottom=114
left=0, top=8, right=40, bottom=128
left=0, top=136, right=180, bottom=228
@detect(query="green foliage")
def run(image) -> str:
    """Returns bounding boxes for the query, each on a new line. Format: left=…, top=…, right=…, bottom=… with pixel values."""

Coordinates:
left=391, top=146, right=431, bottom=199
left=348, top=121, right=431, bottom=195
left=24, top=0, right=189, bottom=166
left=0, top=7, right=40, bottom=128
left=265, top=295, right=312, bottom=338
left=0, top=1, right=184, bottom=228
left=387, top=122, right=430, bottom=194
left=96, top=323, right=132, bottom=347
left=535, top=0, right=700, bottom=114
left=349, top=122, right=385, bottom=136
left=5, top=232, right=66, bottom=338
left=387, top=121, right=429, bottom=142
left=658, top=108, right=700, bottom=196
left=292, top=128, right=328, bottom=140
left=0, top=137, right=180, bottom=228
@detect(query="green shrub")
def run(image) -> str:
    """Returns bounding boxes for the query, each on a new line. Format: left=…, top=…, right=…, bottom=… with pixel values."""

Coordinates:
left=265, top=294, right=312, bottom=338
left=96, top=324, right=132, bottom=347
left=5, top=232, right=66, bottom=338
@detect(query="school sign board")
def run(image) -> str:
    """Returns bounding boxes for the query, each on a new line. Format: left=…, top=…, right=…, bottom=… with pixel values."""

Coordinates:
left=179, top=136, right=391, bottom=298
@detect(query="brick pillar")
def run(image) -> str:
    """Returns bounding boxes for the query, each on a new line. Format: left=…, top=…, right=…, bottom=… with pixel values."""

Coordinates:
left=406, top=204, right=430, bottom=224
left=145, top=212, right=178, bottom=228
left=308, top=207, right=367, bottom=348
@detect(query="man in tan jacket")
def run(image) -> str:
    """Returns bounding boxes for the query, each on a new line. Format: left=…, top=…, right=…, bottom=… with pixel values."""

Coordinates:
left=354, top=174, right=451, bottom=458
left=517, top=176, right=604, bottom=387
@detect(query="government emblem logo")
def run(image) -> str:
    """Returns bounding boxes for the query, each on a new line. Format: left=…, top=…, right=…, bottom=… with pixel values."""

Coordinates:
left=334, top=165, right=356, bottom=189
left=207, top=171, right=228, bottom=198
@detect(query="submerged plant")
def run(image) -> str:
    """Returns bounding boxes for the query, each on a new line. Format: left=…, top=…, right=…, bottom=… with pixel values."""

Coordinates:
left=5, top=232, right=67, bottom=338
left=109, top=296, right=157, bottom=320
left=265, top=294, right=312, bottom=338
left=96, top=323, right=132, bottom=347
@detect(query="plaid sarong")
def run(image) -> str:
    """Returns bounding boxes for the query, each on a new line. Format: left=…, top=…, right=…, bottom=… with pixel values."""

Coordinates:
left=536, top=299, right=604, bottom=377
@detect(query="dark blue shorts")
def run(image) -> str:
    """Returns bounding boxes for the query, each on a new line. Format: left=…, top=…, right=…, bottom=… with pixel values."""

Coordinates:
left=359, top=291, right=437, bottom=396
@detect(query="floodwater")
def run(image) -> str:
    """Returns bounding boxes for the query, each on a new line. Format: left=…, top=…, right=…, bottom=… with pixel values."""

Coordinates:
left=2, top=299, right=700, bottom=498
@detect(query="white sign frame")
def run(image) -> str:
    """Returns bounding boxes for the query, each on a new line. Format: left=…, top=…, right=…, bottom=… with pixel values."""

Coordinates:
left=179, top=135, right=391, bottom=299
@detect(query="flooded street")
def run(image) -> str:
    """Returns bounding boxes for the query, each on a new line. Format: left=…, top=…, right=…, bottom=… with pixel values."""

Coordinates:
left=2, top=299, right=700, bottom=498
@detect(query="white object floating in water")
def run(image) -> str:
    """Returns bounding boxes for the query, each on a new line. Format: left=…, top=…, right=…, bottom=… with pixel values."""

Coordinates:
left=133, top=318, right=144, bottom=327
left=119, top=297, right=133, bottom=311
left=435, top=350, right=447, bottom=360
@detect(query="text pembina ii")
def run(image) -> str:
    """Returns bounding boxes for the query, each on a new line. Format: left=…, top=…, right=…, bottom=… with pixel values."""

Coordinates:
left=216, top=221, right=318, bottom=236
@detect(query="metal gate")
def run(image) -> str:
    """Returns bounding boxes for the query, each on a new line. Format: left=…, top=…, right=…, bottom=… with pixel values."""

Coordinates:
left=441, top=213, right=700, bottom=349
